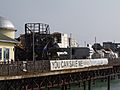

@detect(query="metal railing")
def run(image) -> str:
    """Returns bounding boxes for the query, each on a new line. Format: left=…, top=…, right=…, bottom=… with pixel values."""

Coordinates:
left=0, top=60, right=50, bottom=76
left=108, top=58, right=120, bottom=66
left=0, top=58, right=120, bottom=76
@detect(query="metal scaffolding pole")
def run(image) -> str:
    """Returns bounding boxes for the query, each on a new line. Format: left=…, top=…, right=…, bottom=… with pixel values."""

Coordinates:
left=33, top=30, right=35, bottom=71
left=70, top=33, right=72, bottom=59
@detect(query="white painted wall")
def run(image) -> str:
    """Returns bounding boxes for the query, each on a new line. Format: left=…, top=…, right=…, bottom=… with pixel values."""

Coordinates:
left=0, top=42, right=15, bottom=63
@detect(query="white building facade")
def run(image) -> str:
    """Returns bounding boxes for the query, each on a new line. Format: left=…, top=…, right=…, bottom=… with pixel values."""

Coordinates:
left=0, top=16, right=17, bottom=63
left=53, top=32, right=79, bottom=48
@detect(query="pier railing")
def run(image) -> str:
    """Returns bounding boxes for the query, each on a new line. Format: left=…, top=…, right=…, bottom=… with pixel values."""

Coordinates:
left=0, top=58, right=120, bottom=76
left=108, top=58, right=120, bottom=66
left=0, top=60, right=50, bottom=76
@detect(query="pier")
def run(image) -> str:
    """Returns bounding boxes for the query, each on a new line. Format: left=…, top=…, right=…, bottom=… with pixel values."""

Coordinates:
left=0, top=58, right=120, bottom=90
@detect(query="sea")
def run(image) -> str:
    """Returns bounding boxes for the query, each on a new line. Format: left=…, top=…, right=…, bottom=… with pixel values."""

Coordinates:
left=50, top=78, right=120, bottom=90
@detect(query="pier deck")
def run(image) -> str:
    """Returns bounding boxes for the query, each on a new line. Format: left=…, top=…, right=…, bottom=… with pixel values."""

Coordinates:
left=0, top=65, right=112, bottom=81
left=0, top=58, right=120, bottom=90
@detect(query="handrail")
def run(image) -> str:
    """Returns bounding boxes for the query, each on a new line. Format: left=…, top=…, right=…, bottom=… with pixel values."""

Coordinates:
left=0, top=58, right=120, bottom=76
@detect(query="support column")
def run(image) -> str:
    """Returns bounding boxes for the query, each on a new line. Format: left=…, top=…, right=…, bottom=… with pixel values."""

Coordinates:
left=61, top=85, right=67, bottom=90
left=31, top=79, right=34, bottom=90
left=61, top=86, right=64, bottom=90
left=48, top=87, right=50, bottom=90
left=83, top=81, right=86, bottom=90
left=78, top=82, right=80, bottom=87
left=88, top=80, right=91, bottom=90
left=21, top=79, right=27, bottom=90
left=65, top=85, right=67, bottom=90
left=118, top=74, right=120, bottom=79
left=107, top=76, right=110, bottom=90
left=68, top=84, right=71, bottom=89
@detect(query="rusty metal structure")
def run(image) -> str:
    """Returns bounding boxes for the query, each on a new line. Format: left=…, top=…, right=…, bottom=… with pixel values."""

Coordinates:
left=3, top=22, right=120, bottom=90
left=0, top=58, right=119, bottom=90
left=15, top=23, right=59, bottom=61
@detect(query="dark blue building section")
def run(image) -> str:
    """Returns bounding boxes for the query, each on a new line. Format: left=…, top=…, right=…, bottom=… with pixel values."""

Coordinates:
left=59, top=47, right=90, bottom=59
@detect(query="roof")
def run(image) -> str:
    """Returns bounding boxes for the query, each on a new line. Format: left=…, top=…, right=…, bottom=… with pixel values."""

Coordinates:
left=0, top=16, right=15, bottom=30
left=0, top=33, right=18, bottom=43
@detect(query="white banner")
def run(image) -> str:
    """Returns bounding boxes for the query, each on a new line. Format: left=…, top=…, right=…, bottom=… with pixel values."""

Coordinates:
left=50, top=58, right=108, bottom=71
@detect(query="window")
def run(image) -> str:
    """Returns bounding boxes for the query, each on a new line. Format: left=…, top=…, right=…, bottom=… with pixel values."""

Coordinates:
left=6, top=48, right=9, bottom=60
left=4, top=48, right=9, bottom=61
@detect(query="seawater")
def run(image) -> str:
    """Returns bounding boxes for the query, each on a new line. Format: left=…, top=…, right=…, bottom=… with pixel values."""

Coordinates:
left=50, top=79, right=120, bottom=90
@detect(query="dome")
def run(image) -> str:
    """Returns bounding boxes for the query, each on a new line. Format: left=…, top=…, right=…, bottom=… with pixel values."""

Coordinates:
left=0, top=16, right=15, bottom=30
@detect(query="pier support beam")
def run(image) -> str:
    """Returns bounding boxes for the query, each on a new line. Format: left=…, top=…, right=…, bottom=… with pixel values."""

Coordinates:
left=83, top=81, right=86, bottom=90
left=61, top=86, right=64, bottom=90
left=78, top=82, right=80, bottom=87
left=68, top=84, right=71, bottom=89
left=107, top=76, right=110, bottom=90
left=65, top=85, right=67, bottom=90
left=61, top=85, right=67, bottom=90
left=47, top=87, right=50, bottom=90
left=88, top=80, right=91, bottom=90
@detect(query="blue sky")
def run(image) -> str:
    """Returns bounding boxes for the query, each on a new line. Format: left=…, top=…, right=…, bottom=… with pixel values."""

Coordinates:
left=0, top=0, right=120, bottom=45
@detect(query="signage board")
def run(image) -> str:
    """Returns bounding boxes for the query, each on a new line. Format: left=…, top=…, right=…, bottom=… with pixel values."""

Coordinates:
left=50, top=58, right=108, bottom=71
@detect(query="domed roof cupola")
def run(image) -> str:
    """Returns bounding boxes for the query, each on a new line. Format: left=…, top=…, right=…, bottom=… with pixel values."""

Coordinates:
left=0, top=16, right=16, bottom=39
left=0, top=16, right=15, bottom=30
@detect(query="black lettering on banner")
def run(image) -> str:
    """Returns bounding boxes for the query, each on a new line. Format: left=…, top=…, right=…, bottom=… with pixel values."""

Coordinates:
left=69, top=61, right=72, bottom=67
left=64, top=60, right=69, bottom=68
left=54, top=61, right=57, bottom=69
left=51, top=61, right=60, bottom=69
left=75, top=60, right=78, bottom=67
left=64, top=61, right=67, bottom=67
left=51, top=62, right=55, bottom=69
left=61, top=61, right=64, bottom=68
left=78, top=60, right=83, bottom=67
left=57, top=61, right=60, bottom=69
